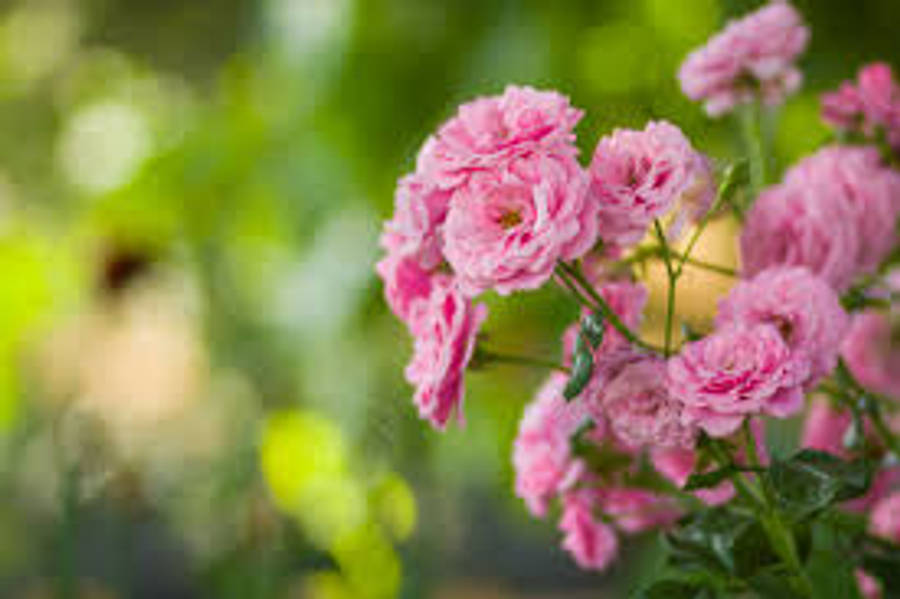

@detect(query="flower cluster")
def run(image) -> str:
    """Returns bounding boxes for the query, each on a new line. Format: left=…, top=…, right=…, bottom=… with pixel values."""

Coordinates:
left=378, top=1, right=900, bottom=593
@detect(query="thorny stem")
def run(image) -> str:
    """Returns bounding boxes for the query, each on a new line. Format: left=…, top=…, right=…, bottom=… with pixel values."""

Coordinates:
left=653, top=221, right=678, bottom=357
left=555, top=261, right=660, bottom=353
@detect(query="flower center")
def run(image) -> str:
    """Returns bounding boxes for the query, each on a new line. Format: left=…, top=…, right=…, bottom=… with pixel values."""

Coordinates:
left=498, top=209, right=523, bottom=229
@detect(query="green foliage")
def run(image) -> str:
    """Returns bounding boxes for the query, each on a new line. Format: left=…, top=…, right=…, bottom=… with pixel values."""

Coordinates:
left=768, top=450, right=872, bottom=521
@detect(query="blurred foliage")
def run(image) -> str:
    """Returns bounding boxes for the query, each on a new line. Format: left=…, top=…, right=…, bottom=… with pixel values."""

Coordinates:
left=0, top=0, right=899, bottom=597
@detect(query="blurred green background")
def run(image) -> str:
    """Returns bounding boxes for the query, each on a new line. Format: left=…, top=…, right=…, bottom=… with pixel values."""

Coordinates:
left=0, top=0, right=898, bottom=597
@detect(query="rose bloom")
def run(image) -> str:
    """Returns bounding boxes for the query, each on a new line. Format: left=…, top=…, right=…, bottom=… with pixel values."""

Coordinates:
left=512, top=373, right=595, bottom=518
left=404, top=279, right=487, bottom=430
left=417, top=85, right=583, bottom=189
left=717, top=266, right=849, bottom=386
left=842, top=311, right=900, bottom=399
left=588, top=121, right=713, bottom=247
left=856, top=570, right=883, bottom=599
left=596, top=357, right=696, bottom=449
left=669, top=324, right=808, bottom=437
left=380, top=174, right=451, bottom=269
left=741, top=146, right=900, bottom=292
left=822, top=62, right=900, bottom=149
left=443, top=153, right=598, bottom=295
left=801, top=397, right=852, bottom=455
left=558, top=488, right=619, bottom=571
left=375, top=253, right=443, bottom=327
left=678, top=2, right=809, bottom=116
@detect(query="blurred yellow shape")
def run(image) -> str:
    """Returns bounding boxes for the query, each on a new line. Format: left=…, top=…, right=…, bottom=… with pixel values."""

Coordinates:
left=332, top=523, right=401, bottom=599
left=2, top=2, right=80, bottom=87
left=371, top=472, right=417, bottom=542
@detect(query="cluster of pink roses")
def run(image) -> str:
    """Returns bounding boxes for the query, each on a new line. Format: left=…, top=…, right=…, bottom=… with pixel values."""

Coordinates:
left=378, top=0, right=900, bottom=582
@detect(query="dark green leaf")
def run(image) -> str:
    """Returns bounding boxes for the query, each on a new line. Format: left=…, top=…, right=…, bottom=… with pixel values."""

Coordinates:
left=769, top=450, right=872, bottom=520
left=806, top=523, right=863, bottom=599
left=746, top=567, right=808, bottom=599
left=563, top=347, right=593, bottom=400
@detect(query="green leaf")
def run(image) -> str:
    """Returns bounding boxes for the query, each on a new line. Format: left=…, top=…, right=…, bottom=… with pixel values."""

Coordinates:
left=666, top=507, right=779, bottom=579
left=746, top=566, right=809, bottom=599
left=563, top=347, right=593, bottom=401
left=769, top=450, right=872, bottom=520
left=580, top=312, right=605, bottom=348
left=806, top=523, right=863, bottom=599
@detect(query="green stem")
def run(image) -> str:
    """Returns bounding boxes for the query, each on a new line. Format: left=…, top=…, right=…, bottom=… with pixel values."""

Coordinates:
left=653, top=221, right=678, bottom=357
left=556, top=262, right=659, bottom=353
left=476, top=349, right=570, bottom=375
left=622, top=246, right=736, bottom=277
left=707, top=438, right=764, bottom=508
left=739, top=101, right=767, bottom=202
left=675, top=183, right=734, bottom=278
left=867, top=401, right=900, bottom=458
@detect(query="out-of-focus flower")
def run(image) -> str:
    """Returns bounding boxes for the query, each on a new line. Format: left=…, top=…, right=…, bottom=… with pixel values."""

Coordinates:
left=512, top=373, right=593, bottom=518
left=822, top=62, right=900, bottom=150
left=678, top=2, right=809, bottom=116
left=443, top=153, right=597, bottom=295
left=717, top=266, right=849, bottom=386
left=842, top=311, right=900, bottom=399
left=588, top=121, right=713, bottom=247
left=741, top=146, right=900, bottom=291
left=669, top=324, right=808, bottom=437
left=652, top=446, right=735, bottom=506
left=404, top=279, right=487, bottom=430
left=856, top=570, right=883, bottom=599
left=801, top=397, right=852, bottom=454
left=871, top=492, right=900, bottom=542
left=601, top=487, right=679, bottom=533
left=558, top=488, right=619, bottom=571
left=597, top=357, right=696, bottom=449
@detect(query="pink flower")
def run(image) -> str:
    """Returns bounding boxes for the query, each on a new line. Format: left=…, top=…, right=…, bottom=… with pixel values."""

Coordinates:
left=375, top=253, right=443, bottom=326
left=588, top=121, right=714, bottom=247
left=443, top=153, right=598, bottom=295
left=842, top=311, right=900, bottom=399
left=678, top=2, right=809, bottom=116
left=856, top=570, right=882, bottom=599
left=596, top=357, right=696, bottom=449
left=871, top=492, right=900, bottom=543
left=512, top=373, right=595, bottom=517
left=380, top=174, right=451, bottom=268
left=404, top=279, right=487, bottom=429
left=669, top=324, right=808, bottom=437
left=717, top=266, right=849, bottom=386
left=741, top=146, right=900, bottom=291
left=417, top=85, right=583, bottom=189
left=558, top=488, right=619, bottom=571
left=601, top=488, right=679, bottom=534
left=822, top=62, right=900, bottom=149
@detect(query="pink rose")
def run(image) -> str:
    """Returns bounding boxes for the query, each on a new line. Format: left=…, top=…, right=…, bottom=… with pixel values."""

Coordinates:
left=842, top=311, right=900, bottom=399
left=405, top=279, right=487, bottom=429
left=380, top=174, right=451, bottom=269
left=669, top=324, right=808, bottom=437
left=375, top=253, right=443, bottom=327
left=678, top=2, right=809, bottom=116
left=512, top=373, right=595, bottom=517
left=417, top=85, right=583, bottom=189
left=558, top=488, right=620, bottom=571
left=822, top=62, right=900, bottom=149
left=717, top=266, right=849, bottom=386
left=588, top=121, right=714, bottom=247
left=741, top=146, right=900, bottom=291
left=443, top=153, right=598, bottom=295
left=871, top=492, right=900, bottom=543
left=596, top=357, right=696, bottom=449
